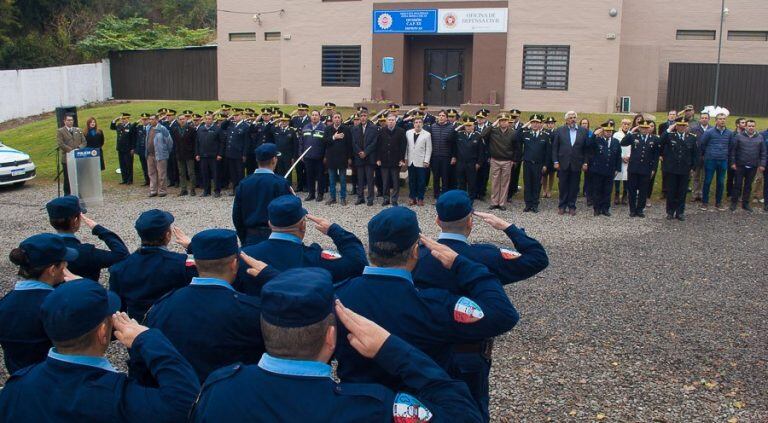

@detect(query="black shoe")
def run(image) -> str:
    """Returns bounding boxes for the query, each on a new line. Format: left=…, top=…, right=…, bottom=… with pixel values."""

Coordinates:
left=367, top=200, right=374, bottom=206
left=391, top=201, right=398, bottom=207
left=666, top=214, right=674, bottom=220
left=629, top=212, right=637, bottom=217
left=524, top=207, right=531, bottom=213
left=637, top=211, right=645, bottom=218
left=498, top=206, right=507, bottom=211
left=593, top=210, right=600, bottom=216
left=190, top=190, right=196, bottom=197
left=201, top=192, right=211, bottom=197
left=355, top=198, right=365, bottom=205
left=382, top=199, right=390, bottom=206
left=213, top=191, right=221, bottom=198
left=729, top=203, right=737, bottom=212
left=676, top=214, right=686, bottom=221
left=316, top=194, right=324, bottom=202
left=532, top=207, right=539, bottom=213
left=603, top=211, right=611, bottom=217
left=325, top=198, right=337, bottom=205
left=305, top=194, right=315, bottom=201
left=178, top=190, right=188, bottom=197
left=743, top=205, right=753, bottom=213
left=488, top=205, right=499, bottom=210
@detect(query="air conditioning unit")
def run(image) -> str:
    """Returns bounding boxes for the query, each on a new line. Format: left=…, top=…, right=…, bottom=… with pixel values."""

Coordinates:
left=619, top=96, right=631, bottom=113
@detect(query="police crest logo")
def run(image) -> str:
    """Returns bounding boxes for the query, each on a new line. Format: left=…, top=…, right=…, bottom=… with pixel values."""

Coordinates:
left=453, top=297, right=484, bottom=323
left=377, top=13, right=393, bottom=30
left=320, top=250, right=342, bottom=260
left=185, top=255, right=196, bottom=267
left=444, top=13, right=457, bottom=28
left=392, top=392, right=433, bottom=422
left=499, top=248, right=521, bottom=260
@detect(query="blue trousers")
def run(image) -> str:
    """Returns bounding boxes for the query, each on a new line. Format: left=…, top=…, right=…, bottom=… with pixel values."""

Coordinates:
left=408, top=166, right=427, bottom=200
left=328, top=168, right=347, bottom=199
left=702, top=159, right=728, bottom=205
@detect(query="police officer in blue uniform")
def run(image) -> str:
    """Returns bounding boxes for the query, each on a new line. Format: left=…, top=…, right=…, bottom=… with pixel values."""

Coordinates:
left=455, top=116, right=487, bottom=200
left=271, top=112, right=298, bottom=186
left=621, top=119, right=661, bottom=217
left=132, top=112, right=151, bottom=186
left=587, top=122, right=623, bottom=216
left=246, top=107, right=276, bottom=174
left=136, top=229, right=269, bottom=383
left=108, top=209, right=197, bottom=321
left=221, top=108, right=250, bottom=195
left=412, top=190, right=548, bottom=421
left=46, top=195, right=129, bottom=281
left=195, top=111, right=225, bottom=197
left=521, top=114, right=553, bottom=213
left=111, top=112, right=135, bottom=184
left=236, top=195, right=367, bottom=295
left=334, top=207, right=520, bottom=397
left=660, top=116, right=699, bottom=220
left=0, top=234, right=78, bottom=374
left=0, top=280, right=200, bottom=422
left=232, top=144, right=293, bottom=246
left=191, top=268, right=480, bottom=422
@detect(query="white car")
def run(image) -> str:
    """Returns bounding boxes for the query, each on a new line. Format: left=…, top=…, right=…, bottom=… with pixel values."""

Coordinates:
left=0, top=141, right=36, bottom=186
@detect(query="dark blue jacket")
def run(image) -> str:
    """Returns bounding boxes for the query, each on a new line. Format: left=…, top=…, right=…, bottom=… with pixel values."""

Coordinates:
left=249, top=120, right=274, bottom=153
left=660, top=131, right=699, bottom=175
left=108, top=247, right=197, bottom=321
left=0, top=283, right=54, bottom=374
left=413, top=226, right=549, bottom=293
left=0, top=329, right=199, bottom=423
left=232, top=170, right=292, bottom=244
left=521, top=130, right=553, bottom=166
left=352, top=122, right=379, bottom=166
left=133, top=124, right=149, bottom=157
left=455, top=130, right=486, bottom=165
left=190, top=336, right=481, bottom=423
left=700, top=127, right=735, bottom=162
left=136, top=280, right=264, bottom=384
left=334, top=256, right=519, bottom=388
left=195, top=123, right=224, bottom=158
left=585, top=135, right=622, bottom=176
left=235, top=226, right=367, bottom=295
left=427, top=122, right=457, bottom=159
left=60, top=227, right=129, bottom=282
left=272, top=125, right=298, bottom=161
left=620, top=132, right=660, bottom=176
left=221, top=120, right=251, bottom=159
left=299, top=122, right=326, bottom=160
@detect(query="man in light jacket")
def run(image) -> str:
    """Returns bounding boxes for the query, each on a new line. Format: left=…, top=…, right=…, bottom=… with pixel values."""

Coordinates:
left=405, top=114, right=432, bottom=206
left=145, top=114, right=174, bottom=197
left=56, top=114, right=86, bottom=195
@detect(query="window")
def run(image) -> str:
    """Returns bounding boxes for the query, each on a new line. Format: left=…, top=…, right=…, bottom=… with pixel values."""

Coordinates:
left=728, top=31, right=768, bottom=41
left=229, top=32, right=256, bottom=41
left=522, top=45, right=570, bottom=91
left=321, top=45, right=361, bottom=87
left=264, top=32, right=281, bottom=41
left=676, top=30, right=716, bottom=40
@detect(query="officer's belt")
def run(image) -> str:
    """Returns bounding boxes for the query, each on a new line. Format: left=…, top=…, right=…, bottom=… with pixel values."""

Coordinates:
left=453, top=339, right=494, bottom=360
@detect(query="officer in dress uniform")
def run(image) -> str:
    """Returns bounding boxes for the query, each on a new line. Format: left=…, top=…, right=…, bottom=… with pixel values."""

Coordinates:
left=111, top=113, right=135, bottom=184
left=248, top=107, right=275, bottom=174
left=621, top=119, right=660, bottom=217
left=108, top=209, right=197, bottom=321
left=475, top=110, right=492, bottom=201
left=290, top=103, right=311, bottom=192
left=134, top=229, right=272, bottom=384
left=221, top=108, right=250, bottom=195
left=46, top=196, right=129, bottom=281
left=271, top=112, right=298, bottom=185
left=521, top=114, right=553, bottom=213
left=0, top=280, right=200, bottom=422
left=659, top=116, right=698, bottom=220
left=0, top=234, right=78, bottom=374
left=334, top=207, right=520, bottom=394
left=190, top=268, right=481, bottom=422
left=132, top=113, right=151, bottom=186
left=321, top=102, right=336, bottom=125
left=506, top=109, right=524, bottom=199
left=586, top=122, right=623, bottom=216
left=455, top=117, right=486, bottom=200
left=233, top=144, right=293, bottom=246
left=412, top=191, right=548, bottom=421
left=236, top=195, right=367, bottom=295
left=195, top=111, right=224, bottom=197
left=419, top=102, right=436, bottom=126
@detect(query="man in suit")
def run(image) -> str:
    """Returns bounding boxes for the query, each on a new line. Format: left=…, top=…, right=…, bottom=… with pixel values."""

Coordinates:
left=376, top=114, right=407, bottom=206
left=352, top=107, right=378, bottom=206
left=56, top=114, right=86, bottom=195
left=172, top=111, right=198, bottom=196
left=552, top=111, right=589, bottom=215
left=323, top=112, right=353, bottom=206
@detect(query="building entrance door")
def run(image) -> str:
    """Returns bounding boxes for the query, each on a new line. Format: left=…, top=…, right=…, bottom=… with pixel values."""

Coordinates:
left=424, top=49, right=464, bottom=106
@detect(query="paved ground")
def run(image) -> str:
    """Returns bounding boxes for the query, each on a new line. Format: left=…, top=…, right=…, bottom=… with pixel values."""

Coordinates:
left=0, top=181, right=765, bottom=422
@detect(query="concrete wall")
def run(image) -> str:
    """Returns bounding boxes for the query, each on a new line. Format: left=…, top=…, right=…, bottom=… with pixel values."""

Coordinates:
left=0, top=60, right=112, bottom=123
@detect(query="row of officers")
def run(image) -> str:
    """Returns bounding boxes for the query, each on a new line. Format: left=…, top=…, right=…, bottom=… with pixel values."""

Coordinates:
left=0, top=191, right=548, bottom=421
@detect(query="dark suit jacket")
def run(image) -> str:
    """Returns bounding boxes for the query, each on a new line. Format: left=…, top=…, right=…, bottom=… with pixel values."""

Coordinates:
left=323, top=124, right=352, bottom=169
left=552, top=125, right=589, bottom=171
left=351, top=122, right=379, bottom=166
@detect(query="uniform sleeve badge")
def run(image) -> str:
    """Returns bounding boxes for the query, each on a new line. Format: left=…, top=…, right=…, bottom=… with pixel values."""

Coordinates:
left=185, top=255, right=196, bottom=267
left=321, top=250, right=342, bottom=260
left=453, top=297, right=485, bottom=323
left=393, top=392, right=433, bottom=422
left=500, top=248, right=521, bottom=260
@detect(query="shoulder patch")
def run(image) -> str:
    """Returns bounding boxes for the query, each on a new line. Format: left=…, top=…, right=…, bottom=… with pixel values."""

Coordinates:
left=185, top=255, right=196, bottom=267
left=321, top=250, right=342, bottom=260
left=454, top=297, right=485, bottom=323
left=499, top=248, right=521, bottom=260
left=393, top=392, right=433, bottom=422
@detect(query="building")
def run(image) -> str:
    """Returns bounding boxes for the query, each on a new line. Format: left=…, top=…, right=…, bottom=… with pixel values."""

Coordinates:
left=217, top=0, right=768, bottom=114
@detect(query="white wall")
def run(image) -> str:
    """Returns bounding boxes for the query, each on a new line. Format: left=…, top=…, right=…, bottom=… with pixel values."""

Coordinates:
left=0, top=60, right=112, bottom=123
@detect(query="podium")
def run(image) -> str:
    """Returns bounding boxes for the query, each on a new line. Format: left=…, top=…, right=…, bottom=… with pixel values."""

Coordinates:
left=66, top=148, right=103, bottom=207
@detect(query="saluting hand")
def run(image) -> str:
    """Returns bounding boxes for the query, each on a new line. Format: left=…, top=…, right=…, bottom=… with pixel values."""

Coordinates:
left=112, top=312, right=148, bottom=349
left=79, top=213, right=97, bottom=230
left=171, top=226, right=191, bottom=249
left=240, top=252, right=268, bottom=277
left=420, top=234, right=458, bottom=269
left=306, top=214, right=332, bottom=235
left=473, top=211, right=512, bottom=231
left=335, top=300, right=390, bottom=359
left=62, top=267, right=81, bottom=282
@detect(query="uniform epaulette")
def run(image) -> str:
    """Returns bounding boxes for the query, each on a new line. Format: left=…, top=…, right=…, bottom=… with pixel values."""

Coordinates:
left=334, top=382, right=389, bottom=402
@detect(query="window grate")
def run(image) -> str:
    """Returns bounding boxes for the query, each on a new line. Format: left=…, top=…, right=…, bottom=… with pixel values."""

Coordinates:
left=522, top=45, right=570, bottom=91
left=676, top=30, right=716, bottom=40
left=322, top=45, right=361, bottom=87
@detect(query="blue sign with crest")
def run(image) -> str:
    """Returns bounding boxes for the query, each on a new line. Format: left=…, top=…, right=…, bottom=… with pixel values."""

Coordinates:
left=373, top=9, right=437, bottom=33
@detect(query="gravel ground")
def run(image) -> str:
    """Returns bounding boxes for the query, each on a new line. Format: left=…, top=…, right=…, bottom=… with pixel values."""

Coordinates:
left=0, top=180, right=766, bottom=422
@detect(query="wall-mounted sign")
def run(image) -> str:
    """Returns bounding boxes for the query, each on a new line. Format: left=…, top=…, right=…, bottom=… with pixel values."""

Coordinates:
left=437, top=8, right=508, bottom=33
left=373, top=9, right=437, bottom=33
left=382, top=57, right=395, bottom=73
left=373, top=8, right=508, bottom=34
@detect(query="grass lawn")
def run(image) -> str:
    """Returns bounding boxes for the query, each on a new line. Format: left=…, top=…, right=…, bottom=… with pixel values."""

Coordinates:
left=1, top=100, right=766, bottom=195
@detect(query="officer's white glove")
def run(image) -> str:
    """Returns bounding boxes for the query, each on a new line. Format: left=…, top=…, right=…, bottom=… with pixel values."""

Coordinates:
left=335, top=300, right=390, bottom=359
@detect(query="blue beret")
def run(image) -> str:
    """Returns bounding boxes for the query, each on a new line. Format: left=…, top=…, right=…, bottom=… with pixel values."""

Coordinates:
left=19, top=233, right=79, bottom=268
left=436, top=190, right=473, bottom=222
left=268, top=195, right=307, bottom=227
left=190, top=229, right=239, bottom=260
left=368, top=207, right=420, bottom=256
left=41, top=279, right=121, bottom=342
left=255, top=143, right=281, bottom=161
left=261, top=268, right=334, bottom=328
left=135, top=209, right=174, bottom=240
left=46, top=195, right=83, bottom=219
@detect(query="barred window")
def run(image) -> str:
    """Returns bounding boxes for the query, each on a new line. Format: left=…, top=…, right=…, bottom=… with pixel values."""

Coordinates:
left=727, top=31, right=768, bottom=41
left=676, top=30, right=716, bottom=40
left=522, top=45, right=570, bottom=91
left=322, top=46, right=361, bottom=87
